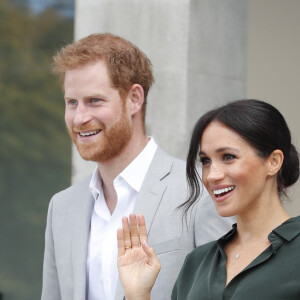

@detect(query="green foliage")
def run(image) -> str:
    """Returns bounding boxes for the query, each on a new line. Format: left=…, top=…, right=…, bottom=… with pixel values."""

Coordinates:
left=0, top=1, right=73, bottom=298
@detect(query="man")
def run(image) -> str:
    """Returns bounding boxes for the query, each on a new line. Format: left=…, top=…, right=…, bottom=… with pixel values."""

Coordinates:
left=41, top=33, right=233, bottom=300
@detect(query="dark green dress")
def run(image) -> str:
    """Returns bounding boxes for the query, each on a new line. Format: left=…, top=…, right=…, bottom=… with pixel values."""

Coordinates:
left=172, top=216, right=300, bottom=300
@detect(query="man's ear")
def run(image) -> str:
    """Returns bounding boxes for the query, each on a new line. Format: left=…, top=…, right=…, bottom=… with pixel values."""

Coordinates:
left=127, top=84, right=144, bottom=115
left=268, top=149, right=284, bottom=176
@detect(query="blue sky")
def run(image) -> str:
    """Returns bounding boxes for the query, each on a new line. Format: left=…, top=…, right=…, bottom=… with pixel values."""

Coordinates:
left=27, top=0, right=74, bottom=16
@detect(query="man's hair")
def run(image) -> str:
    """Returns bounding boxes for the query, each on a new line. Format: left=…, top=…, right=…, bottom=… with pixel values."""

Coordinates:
left=53, top=33, right=154, bottom=121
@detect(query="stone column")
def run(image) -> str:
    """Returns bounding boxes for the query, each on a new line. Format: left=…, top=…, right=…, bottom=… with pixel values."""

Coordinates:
left=72, top=0, right=247, bottom=183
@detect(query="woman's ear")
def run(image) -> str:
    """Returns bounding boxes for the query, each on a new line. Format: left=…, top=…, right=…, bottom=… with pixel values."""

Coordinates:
left=268, top=149, right=284, bottom=176
left=127, top=84, right=144, bottom=115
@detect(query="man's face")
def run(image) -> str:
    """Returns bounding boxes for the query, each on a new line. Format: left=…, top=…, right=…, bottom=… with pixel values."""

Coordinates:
left=64, top=60, right=133, bottom=162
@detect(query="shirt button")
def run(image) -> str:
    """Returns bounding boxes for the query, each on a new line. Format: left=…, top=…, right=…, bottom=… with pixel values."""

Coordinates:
left=270, top=233, right=276, bottom=238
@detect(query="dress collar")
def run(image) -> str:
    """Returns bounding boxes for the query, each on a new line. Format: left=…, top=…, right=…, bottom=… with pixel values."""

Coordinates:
left=218, top=216, right=300, bottom=246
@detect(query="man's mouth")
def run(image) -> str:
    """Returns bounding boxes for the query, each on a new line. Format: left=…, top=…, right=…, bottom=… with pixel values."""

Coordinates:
left=78, top=129, right=101, bottom=137
left=213, top=186, right=235, bottom=198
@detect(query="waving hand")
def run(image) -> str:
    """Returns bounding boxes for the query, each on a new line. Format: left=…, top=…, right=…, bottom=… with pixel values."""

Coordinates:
left=117, top=214, right=161, bottom=300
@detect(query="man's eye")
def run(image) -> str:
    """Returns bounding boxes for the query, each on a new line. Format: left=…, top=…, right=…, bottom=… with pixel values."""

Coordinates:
left=67, top=99, right=77, bottom=106
left=223, top=154, right=236, bottom=161
left=200, top=157, right=211, bottom=165
left=91, top=98, right=100, bottom=103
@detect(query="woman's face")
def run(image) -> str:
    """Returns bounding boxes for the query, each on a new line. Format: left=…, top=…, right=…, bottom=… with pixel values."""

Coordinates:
left=200, top=121, right=271, bottom=218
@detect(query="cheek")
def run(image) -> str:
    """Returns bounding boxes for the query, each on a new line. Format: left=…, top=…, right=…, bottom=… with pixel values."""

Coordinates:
left=64, top=112, right=72, bottom=126
left=233, top=162, right=264, bottom=188
left=201, top=168, right=209, bottom=189
left=100, top=107, right=122, bottom=122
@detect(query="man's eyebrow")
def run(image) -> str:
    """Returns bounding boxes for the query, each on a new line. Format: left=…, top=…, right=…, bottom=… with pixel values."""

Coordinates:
left=64, top=94, right=107, bottom=100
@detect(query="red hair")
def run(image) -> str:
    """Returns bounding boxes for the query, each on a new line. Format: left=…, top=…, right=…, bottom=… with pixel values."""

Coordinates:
left=53, top=33, right=154, bottom=121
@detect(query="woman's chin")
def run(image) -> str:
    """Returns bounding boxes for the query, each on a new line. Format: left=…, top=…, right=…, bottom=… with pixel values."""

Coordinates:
left=215, top=207, right=235, bottom=218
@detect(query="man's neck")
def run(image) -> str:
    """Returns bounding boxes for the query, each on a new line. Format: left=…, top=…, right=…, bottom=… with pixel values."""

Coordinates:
left=97, top=134, right=149, bottom=214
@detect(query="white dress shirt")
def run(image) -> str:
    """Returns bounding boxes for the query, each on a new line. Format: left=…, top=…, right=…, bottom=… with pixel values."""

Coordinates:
left=87, top=138, right=157, bottom=300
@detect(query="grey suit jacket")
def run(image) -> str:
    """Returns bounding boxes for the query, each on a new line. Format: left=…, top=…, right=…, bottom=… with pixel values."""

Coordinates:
left=41, top=147, right=234, bottom=300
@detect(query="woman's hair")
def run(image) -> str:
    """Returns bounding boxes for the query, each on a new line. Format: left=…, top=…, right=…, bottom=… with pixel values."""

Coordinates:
left=179, top=99, right=300, bottom=215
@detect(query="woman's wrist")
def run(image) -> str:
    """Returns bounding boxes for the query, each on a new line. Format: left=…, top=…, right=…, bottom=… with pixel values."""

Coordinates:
left=125, top=292, right=151, bottom=300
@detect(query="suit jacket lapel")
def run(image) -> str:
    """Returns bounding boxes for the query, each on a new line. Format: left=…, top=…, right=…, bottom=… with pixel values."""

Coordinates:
left=133, top=146, right=174, bottom=233
left=71, top=178, right=94, bottom=299
left=115, top=147, right=174, bottom=300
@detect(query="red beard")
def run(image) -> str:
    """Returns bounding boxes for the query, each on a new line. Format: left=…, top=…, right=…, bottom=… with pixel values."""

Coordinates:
left=68, top=109, right=133, bottom=162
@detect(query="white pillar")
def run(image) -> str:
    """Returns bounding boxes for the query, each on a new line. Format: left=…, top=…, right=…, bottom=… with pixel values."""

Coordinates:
left=72, top=0, right=247, bottom=183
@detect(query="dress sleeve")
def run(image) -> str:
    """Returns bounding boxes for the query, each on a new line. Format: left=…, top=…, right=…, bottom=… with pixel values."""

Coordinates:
left=171, top=254, right=187, bottom=300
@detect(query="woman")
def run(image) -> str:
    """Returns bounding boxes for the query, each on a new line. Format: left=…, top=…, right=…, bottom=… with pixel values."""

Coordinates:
left=117, top=99, right=300, bottom=300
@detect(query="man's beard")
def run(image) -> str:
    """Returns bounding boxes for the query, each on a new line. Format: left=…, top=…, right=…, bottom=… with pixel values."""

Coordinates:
left=68, top=110, right=133, bottom=163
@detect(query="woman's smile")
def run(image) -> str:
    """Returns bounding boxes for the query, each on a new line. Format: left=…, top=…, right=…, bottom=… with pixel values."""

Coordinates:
left=200, top=121, right=271, bottom=217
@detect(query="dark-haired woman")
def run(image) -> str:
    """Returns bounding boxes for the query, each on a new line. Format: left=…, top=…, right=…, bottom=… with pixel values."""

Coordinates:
left=117, top=99, right=300, bottom=300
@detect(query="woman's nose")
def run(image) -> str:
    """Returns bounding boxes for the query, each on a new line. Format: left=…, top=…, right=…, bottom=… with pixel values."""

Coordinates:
left=206, top=163, right=224, bottom=182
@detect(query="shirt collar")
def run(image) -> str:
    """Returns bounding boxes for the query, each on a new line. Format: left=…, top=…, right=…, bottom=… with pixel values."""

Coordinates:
left=273, top=215, right=300, bottom=242
left=89, top=137, right=158, bottom=200
left=218, top=216, right=300, bottom=246
left=118, top=137, right=157, bottom=192
left=89, top=166, right=102, bottom=201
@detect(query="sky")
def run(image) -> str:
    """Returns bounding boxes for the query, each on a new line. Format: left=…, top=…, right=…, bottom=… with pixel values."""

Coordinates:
left=27, top=0, right=74, bottom=16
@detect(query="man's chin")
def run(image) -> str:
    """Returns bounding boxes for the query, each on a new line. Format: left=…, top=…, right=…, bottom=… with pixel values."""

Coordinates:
left=74, top=143, right=98, bottom=161
left=76, top=147, right=119, bottom=163
left=77, top=149, right=101, bottom=162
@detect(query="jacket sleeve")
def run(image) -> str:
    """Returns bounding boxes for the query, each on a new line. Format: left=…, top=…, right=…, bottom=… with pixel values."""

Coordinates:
left=41, top=198, right=62, bottom=300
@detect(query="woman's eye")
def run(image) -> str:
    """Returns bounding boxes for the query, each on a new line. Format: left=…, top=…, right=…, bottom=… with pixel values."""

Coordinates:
left=200, top=157, right=211, bottom=165
left=223, top=154, right=236, bottom=161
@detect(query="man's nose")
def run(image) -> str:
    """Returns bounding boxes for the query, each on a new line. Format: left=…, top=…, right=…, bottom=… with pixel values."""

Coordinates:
left=73, top=103, right=92, bottom=126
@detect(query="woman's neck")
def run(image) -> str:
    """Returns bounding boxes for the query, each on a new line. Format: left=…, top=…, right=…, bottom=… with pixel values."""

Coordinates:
left=235, top=199, right=289, bottom=243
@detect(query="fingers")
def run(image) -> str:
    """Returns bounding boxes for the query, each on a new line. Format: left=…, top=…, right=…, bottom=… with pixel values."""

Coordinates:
left=141, top=240, right=161, bottom=271
left=122, top=217, right=131, bottom=250
left=129, top=214, right=140, bottom=249
left=117, top=228, right=125, bottom=257
left=137, top=214, right=148, bottom=244
left=141, top=240, right=158, bottom=261
left=117, top=214, right=148, bottom=253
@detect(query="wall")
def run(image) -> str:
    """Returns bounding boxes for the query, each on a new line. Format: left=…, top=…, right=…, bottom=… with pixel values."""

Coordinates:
left=247, top=0, right=300, bottom=215
left=72, top=0, right=247, bottom=182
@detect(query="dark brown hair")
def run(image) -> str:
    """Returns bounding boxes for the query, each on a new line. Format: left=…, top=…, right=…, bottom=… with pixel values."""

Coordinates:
left=180, top=99, right=300, bottom=215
